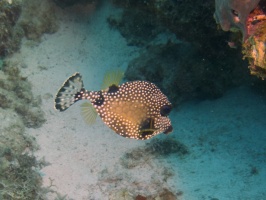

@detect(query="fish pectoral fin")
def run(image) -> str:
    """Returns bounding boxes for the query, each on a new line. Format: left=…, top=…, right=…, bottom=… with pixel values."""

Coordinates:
left=80, top=101, right=98, bottom=125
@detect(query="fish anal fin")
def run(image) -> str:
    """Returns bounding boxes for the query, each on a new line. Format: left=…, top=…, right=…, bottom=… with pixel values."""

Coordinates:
left=101, top=69, right=124, bottom=90
left=80, top=101, right=98, bottom=125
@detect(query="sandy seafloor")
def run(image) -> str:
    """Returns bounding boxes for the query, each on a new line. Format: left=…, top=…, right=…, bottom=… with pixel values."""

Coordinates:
left=10, top=1, right=266, bottom=200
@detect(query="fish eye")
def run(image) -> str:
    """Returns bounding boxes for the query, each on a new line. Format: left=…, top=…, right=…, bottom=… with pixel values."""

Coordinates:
left=160, top=105, right=172, bottom=116
left=164, top=125, right=173, bottom=134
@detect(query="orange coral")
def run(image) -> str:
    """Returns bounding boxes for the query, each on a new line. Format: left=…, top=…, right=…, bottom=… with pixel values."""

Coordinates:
left=242, top=6, right=266, bottom=79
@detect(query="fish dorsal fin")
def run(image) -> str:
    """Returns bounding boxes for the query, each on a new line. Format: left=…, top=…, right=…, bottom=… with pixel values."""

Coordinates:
left=101, top=69, right=124, bottom=90
left=80, top=101, right=98, bottom=125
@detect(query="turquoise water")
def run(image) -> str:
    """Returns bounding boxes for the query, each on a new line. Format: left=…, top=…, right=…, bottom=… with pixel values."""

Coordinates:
left=170, top=87, right=266, bottom=199
left=1, top=0, right=265, bottom=199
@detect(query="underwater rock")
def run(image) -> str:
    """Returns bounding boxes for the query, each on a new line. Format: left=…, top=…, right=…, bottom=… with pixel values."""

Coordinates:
left=214, top=0, right=266, bottom=79
left=111, top=0, right=255, bottom=104
left=53, top=0, right=97, bottom=8
left=107, top=9, right=163, bottom=46
left=0, top=62, right=46, bottom=128
left=242, top=1, right=266, bottom=79
left=0, top=0, right=23, bottom=57
left=214, top=0, right=260, bottom=40
left=18, top=0, right=59, bottom=41
left=135, top=195, right=147, bottom=200
left=125, top=42, right=250, bottom=107
left=110, top=0, right=229, bottom=51
left=0, top=57, right=51, bottom=199
left=120, top=137, right=189, bottom=169
left=0, top=109, right=28, bottom=153
left=0, top=0, right=59, bottom=57
left=0, top=108, right=46, bottom=199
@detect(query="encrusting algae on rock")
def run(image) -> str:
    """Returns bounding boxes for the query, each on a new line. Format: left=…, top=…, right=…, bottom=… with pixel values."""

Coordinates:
left=242, top=2, right=266, bottom=79
left=54, top=70, right=173, bottom=140
left=214, top=0, right=266, bottom=79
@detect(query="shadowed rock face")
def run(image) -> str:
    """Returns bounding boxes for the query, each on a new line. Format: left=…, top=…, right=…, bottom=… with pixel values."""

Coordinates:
left=125, top=42, right=251, bottom=107
left=53, top=0, right=97, bottom=7
left=214, top=0, right=260, bottom=40
left=110, top=0, right=258, bottom=106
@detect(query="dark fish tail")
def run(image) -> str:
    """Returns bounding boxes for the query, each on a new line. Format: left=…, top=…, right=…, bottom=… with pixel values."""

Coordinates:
left=54, top=72, right=87, bottom=111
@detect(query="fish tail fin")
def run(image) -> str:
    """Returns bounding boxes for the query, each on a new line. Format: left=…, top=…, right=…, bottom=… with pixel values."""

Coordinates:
left=54, top=72, right=85, bottom=111
left=101, top=69, right=124, bottom=90
left=80, top=101, right=98, bottom=125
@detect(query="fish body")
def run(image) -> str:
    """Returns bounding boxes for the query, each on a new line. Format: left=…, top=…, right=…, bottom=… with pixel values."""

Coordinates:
left=54, top=72, right=173, bottom=140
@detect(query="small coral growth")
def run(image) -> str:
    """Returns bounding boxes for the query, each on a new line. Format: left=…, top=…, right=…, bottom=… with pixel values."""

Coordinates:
left=121, top=137, right=189, bottom=169
left=0, top=62, right=46, bottom=128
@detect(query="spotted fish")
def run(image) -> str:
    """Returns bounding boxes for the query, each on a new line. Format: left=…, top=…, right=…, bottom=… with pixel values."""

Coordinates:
left=54, top=72, right=173, bottom=140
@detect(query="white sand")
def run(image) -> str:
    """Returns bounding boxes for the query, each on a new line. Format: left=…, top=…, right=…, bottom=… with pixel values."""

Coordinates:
left=15, top=2, right=176, bottom=199
left=11, top=1, right=266, bottom=200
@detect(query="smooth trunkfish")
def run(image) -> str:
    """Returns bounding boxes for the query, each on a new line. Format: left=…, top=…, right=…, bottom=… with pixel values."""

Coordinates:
left=54, top=70, right=173, bottom=140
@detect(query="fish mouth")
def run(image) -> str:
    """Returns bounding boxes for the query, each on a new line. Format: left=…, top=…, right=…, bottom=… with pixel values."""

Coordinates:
left=163, top=125, right=173, bottom=134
